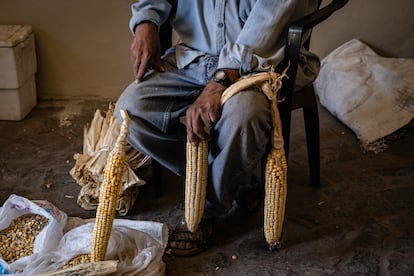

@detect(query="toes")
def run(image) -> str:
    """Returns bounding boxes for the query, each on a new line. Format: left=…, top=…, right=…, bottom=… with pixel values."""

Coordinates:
left=178, top=241, right=191, bottom=250
left=169, top=240, right=194, bottom=250
left=170, top=241, right=177, bottom=248
left=185, top=241, right=193, bottom=250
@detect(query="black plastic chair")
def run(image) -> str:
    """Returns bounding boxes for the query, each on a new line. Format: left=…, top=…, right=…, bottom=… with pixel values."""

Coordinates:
left=277, top=0, right=348, bottom=188
left=151, top=0, right=349, bottom=195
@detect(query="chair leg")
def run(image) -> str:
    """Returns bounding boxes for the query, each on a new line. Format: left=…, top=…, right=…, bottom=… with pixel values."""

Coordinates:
left=151, top=160, right=163, bottom=197
left=303, top=104, right=320, bottom=188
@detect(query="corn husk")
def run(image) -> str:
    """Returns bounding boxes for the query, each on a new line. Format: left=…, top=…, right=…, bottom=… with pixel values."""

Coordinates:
left=70, top=103, right=152, bottom=215
left=35, top=260, right=118, bottom=276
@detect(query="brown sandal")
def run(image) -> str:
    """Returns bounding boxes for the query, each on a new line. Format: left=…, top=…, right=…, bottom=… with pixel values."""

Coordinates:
left=167, top=218, right=213, bottom=257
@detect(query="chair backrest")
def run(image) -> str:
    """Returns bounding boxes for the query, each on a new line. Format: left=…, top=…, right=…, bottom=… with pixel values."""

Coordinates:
left=303, top=0, right=323, bottom=50
left=281, top=0, right=349, bottom=95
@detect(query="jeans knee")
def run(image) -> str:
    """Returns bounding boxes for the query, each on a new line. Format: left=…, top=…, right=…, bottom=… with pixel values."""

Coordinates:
left=221, top=90, right=271, bottom=136
left=115, top=84, right=137, bottom=113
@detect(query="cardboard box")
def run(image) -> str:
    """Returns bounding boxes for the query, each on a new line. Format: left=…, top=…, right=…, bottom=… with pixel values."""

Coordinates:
left=0, top=25, right=37, bottom=120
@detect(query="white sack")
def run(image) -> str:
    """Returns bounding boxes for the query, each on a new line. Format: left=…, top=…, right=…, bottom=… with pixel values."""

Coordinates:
left=8, top=219, right=168, bottom=276
left=0, top=194, right=67, bottom=274
left=0, top=195, right=168, bottom=276
left=315, top=39, right=414, bottom=150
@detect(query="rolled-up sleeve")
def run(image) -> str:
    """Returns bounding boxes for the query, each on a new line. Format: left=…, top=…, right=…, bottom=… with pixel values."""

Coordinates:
left=129, top=1, right=173, bottom=34
left=218, top=0, right=299, bottom=73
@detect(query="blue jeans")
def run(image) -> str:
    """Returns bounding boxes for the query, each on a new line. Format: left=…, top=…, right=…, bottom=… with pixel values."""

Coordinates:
left=115, top=51, right=272, bottom=217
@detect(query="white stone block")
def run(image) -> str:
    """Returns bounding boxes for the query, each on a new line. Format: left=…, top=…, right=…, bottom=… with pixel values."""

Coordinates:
left=0, top=25, right=37, bottom=120
left=0, top=75, right=36, bottom=120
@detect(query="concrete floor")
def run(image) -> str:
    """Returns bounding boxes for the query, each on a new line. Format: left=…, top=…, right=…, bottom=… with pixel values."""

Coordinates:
left=0, top=99, right=413, bottom=275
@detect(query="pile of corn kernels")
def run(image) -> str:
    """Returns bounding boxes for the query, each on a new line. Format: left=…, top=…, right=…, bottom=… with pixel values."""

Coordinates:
left=0, top=214, right=49, bottom=263
left=61, top=253, right=91, bottom=269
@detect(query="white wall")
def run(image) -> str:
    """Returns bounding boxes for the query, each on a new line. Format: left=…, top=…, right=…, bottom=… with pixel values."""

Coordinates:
left=1, top=0, right=413, bottom=100
left=0, top=0, right=136, bottom=100
left=312, top=0, right=414, bottom=59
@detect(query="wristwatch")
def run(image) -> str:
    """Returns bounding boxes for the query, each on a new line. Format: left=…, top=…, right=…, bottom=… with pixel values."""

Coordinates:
left=212, top=69, right=232, bottom=87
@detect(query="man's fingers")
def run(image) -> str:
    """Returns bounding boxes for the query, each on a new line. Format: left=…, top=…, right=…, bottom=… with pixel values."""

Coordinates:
left=186, top=125, right=200, bottom=145
left=208, top=111, right=219, bottom=124
left=200, top=113, right=214, bottom=131
left=186, top=114, right=210, bottom=144
left=133, top=52, right=164, bottom=83
left=192, top=122, right=210, bottom=142
left=154, top=56, right=165, bottom=72
left=135, top=63, right=147, bottom=82
left=134, top=54, right=152, bottom=82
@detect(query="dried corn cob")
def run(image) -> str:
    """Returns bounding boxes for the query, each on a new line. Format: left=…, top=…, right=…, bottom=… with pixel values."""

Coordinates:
left=184, top=69, right=287, bottom=247
left=184, top=72, right=282, bottom=232
left=185, top=139, right=208, bottom=232
left=91, top=109, right=130, bottom=262
left=264, top=148, right=287, bottom=249
left=222, top=69, right=287, bottom=249
left=262, top=72, right=287, bottom=250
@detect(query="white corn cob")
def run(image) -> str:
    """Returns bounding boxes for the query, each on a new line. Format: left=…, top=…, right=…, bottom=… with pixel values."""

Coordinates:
left=185, top=140, right=208, bottom=232
left=91, top=109, right=130, bottom=262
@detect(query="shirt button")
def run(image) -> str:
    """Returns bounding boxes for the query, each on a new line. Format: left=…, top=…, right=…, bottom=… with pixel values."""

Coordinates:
left=217, top=22, right=224, bottom=28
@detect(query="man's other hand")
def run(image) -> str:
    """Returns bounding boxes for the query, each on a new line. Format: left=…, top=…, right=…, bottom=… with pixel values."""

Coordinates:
left=131, top=22, right=164, bottom=83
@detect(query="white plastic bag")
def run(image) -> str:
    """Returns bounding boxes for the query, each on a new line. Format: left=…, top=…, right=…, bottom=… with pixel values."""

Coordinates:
left=0, top=194, right=67, bottom=274
left=9, top=219, right=168, bottom=276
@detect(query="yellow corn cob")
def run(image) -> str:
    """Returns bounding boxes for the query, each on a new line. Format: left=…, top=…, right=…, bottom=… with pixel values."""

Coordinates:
left=185, top=139, right=208, bottom=232
left=264, top=148, right=287, bottom=249
left=91, top=109, right=130, bottom=262
left=220, top=69, right=288, bottom=249
left=263, top=75, right=287, bottom=250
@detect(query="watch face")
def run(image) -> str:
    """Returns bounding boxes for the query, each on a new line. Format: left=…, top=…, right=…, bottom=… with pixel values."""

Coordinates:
left=215, top=70, right=226, bottom=80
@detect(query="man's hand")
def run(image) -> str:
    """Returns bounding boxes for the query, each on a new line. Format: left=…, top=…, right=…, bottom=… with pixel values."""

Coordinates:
left=186, top=81, right=226, bottom=145
left=131, top=22, right=164, bottom=83
left=186, top=69, right=240, bottom=144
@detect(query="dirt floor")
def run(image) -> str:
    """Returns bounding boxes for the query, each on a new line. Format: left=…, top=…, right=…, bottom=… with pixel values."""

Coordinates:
left=0, top=99, right=413, bottom=275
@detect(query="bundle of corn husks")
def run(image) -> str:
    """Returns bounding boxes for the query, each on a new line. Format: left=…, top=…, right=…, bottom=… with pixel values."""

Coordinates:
left=70, top=103, right=152, bottom=216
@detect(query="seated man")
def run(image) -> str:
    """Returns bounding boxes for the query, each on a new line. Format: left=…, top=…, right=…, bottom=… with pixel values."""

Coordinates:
left=115, top=0, right=320, bottom=256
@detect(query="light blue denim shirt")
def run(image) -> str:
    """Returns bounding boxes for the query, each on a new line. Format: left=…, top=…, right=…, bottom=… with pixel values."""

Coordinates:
left=130, top=0, right=318, bottom=76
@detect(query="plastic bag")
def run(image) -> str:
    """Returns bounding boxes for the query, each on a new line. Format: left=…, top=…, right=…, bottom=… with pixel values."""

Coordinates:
left=0, top=194, right=67, bottom=274
left=8, top=219, right=168, bottom=276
